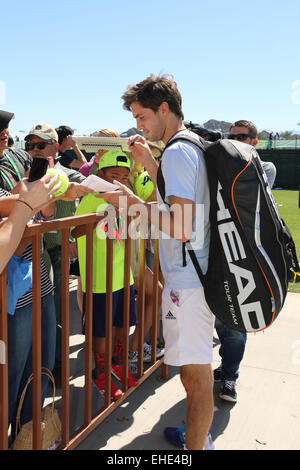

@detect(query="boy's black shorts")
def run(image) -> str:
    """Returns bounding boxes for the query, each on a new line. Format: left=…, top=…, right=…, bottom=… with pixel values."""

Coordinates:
left=82, top=285, right=137, bottom=337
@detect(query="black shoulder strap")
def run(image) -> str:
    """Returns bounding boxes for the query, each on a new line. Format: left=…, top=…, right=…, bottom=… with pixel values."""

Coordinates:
left=156, top=134, right=208, bottom=282
left=165, top=134, right=208, bottom=152
left=156, top=134, right=208, bottom=205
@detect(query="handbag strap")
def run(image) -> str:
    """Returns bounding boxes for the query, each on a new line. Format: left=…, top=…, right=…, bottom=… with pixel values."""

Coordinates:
left=15, top=367, right=56, bottom=438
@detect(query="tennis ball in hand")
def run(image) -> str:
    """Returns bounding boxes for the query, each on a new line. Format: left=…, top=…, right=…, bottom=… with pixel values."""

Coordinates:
left=134, top=171, right=154, bottom=201
left=47, top=168, right=69, bottom=197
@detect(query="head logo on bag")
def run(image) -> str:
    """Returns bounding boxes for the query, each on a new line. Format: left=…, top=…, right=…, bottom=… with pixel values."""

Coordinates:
left=157, top=133, right=300, bottom=333
left=216, top=181, right=266, bottom=331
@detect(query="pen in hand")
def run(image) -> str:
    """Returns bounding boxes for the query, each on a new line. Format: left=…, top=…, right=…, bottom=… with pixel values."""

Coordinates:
left=129, top=135, right=142, bottom=147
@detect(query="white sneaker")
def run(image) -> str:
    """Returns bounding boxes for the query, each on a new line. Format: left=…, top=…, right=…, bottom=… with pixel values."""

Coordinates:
left=182, top=433, right=214, bottom=451
left=46, top=437, right=62, bottom=450
left=203, top=432, right=215, bottom=450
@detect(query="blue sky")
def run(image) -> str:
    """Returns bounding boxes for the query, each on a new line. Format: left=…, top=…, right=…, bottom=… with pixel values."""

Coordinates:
left=1, top=0, right=300, bottom=138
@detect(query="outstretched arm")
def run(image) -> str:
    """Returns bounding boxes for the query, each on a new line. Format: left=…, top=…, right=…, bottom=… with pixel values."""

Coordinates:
left=0, top=173, right=61, bottom=273
left=100, top=181, right=194, bottom=243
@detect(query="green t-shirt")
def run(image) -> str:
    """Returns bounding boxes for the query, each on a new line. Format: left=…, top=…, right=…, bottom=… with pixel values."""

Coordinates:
left=74, top=193, right=133, bottom=293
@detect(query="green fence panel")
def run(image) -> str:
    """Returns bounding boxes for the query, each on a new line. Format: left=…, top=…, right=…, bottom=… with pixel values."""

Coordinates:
left=258, top=149, right=300, bottom=189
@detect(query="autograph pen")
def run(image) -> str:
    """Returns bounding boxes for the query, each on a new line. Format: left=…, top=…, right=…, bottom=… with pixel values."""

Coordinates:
left=129, top=135, right=142, bottom=147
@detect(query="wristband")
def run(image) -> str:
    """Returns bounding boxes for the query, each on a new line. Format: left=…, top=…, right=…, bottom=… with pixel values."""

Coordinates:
left=33, top=212, right=55, bottom=222
left=17, top=198, right=34, bottom=212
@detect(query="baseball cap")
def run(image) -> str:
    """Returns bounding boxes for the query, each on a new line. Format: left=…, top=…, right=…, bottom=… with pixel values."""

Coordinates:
left=25, top=123, right=58, bottom=142
left=0, top=110, right=15, bottom=132
left=98, top=151, right=131, bottom=170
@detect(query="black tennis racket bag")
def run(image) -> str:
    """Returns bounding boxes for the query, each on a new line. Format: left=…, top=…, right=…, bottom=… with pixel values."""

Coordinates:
left=157, top=135, right=299, bottom=333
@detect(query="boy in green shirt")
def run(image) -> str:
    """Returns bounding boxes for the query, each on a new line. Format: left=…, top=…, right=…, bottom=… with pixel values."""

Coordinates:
left=73, top=151, right=138, bottom=400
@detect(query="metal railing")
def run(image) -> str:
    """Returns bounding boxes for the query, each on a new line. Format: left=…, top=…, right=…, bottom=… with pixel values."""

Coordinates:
left=0, top=212, right=167, bottom=450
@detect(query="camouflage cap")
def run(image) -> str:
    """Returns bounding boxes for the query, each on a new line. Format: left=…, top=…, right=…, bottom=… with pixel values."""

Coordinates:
left=25, top=123, right=58, bottom=142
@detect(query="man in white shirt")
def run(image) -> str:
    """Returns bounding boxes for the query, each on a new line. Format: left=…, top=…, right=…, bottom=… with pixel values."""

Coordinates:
left=101, top=75, right=215, bottom=450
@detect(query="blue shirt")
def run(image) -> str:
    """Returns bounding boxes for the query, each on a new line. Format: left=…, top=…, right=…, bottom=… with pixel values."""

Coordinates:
left=157, top=130, right=210, bottom=290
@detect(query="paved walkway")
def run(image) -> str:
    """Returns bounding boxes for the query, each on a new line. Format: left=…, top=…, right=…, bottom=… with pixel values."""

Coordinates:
left=54, top=284, right=300, bottom=451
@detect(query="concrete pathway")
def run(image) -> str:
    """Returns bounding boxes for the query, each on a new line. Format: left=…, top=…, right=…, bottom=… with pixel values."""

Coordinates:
left=53, top=283, right=300, bottom=451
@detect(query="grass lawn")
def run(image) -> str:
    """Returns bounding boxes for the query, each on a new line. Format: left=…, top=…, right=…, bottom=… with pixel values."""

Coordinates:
left=272, top=190, right=300, bottom=293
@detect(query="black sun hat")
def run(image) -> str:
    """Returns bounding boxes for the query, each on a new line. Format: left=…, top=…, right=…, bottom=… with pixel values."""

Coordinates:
left=0, top=110, right=15, bottom=132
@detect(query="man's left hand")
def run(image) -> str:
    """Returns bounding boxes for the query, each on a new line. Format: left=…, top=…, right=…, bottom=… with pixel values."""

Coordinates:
left=56, top=182, right=94, bottom=201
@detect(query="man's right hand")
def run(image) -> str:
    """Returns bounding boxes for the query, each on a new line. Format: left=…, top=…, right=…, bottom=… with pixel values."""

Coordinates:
left=128, top=135, right=153, bottom=166
left=128, top=135, right=159, bottom=185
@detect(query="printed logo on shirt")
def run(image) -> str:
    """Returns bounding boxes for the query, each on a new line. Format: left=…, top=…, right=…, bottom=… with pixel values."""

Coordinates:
left=165, top=310, right=176, bottom=320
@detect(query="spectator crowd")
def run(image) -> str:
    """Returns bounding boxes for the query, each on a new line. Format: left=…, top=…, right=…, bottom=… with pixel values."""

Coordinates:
left=0, top=75, right=277, bottom=451
left=0, top=109, right=164, bottom=449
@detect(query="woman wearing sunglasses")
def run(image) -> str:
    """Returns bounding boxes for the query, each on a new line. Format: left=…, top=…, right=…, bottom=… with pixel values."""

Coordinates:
left=0, top=110, right=32, bottom=191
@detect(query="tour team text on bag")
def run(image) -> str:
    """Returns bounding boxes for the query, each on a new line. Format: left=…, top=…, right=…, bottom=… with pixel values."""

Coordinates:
left=157, top=135, right=300, bottom=333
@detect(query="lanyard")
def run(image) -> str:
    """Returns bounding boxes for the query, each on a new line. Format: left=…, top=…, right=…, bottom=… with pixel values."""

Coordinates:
left=0, top=152, right=22, bottom=189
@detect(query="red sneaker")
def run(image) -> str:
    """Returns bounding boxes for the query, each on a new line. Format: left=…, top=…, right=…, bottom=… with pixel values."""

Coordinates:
left=113, top=339, right=124, bottom=364
left=112, top=365, right=138, bottom=387
left=93, top=373, right=123, bottom=401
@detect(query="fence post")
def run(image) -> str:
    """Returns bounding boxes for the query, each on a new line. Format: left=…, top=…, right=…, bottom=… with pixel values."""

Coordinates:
left=84, top=224, right=94, bottom=425
left=61, top=228, right=70, bottom=446
left=0, top=270, right=8, bottom=450
left=121, top=215, right=131, bottom=391
left=32, top=233, right=42, bottom=450
left=137, top=236, right=145, bottom=378
left=104, top=236, right=113, bottom=407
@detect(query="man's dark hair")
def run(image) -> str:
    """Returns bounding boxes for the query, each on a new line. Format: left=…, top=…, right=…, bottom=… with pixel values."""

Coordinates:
left=230, top=120, right=258, bottom=138
left=122, top=74, right=184, bottom=120
left=55, top=125, right=74, bottom=145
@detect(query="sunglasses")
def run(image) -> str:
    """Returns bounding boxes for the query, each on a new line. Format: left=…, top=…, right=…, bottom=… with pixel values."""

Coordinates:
left=228, top=133, right=254, bottom=142
left=25, top=140, right=55, bottom=151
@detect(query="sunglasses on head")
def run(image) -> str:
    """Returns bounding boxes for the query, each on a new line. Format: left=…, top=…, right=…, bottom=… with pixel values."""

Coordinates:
left=228, top=133, right=254, bottom=142
left=25, top=140, right=55, bottom=151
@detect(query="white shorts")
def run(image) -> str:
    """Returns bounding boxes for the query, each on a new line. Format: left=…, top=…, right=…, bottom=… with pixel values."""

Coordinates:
left=162, top=286, right=215, bottom=367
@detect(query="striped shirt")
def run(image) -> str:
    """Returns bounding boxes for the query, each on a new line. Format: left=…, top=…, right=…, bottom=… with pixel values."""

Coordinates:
left=0, top=148, right=32, bottom=191
left=0, top=188, right=54, bottom=309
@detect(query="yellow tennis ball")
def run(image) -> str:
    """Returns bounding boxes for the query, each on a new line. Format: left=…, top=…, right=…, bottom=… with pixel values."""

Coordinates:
left=134, top=171, right=154, bottom=201
left=47, top=168, right=69, bottom=197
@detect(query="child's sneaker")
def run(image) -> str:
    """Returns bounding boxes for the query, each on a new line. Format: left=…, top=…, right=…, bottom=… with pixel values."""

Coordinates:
left=113, top=339, right=124, bottom=364
left=128, top=349, right=139, bottom=363
left=143, top=342, right=165, bottom=363
left=93, top=373, right=123, bottom=401
left=112, top=365, right=138, bottom=387
left=129, top=342, right=165, bottom=364
left=129, top=362, right=138, bottom=376
left=164, top=424, right=214, bottom=450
